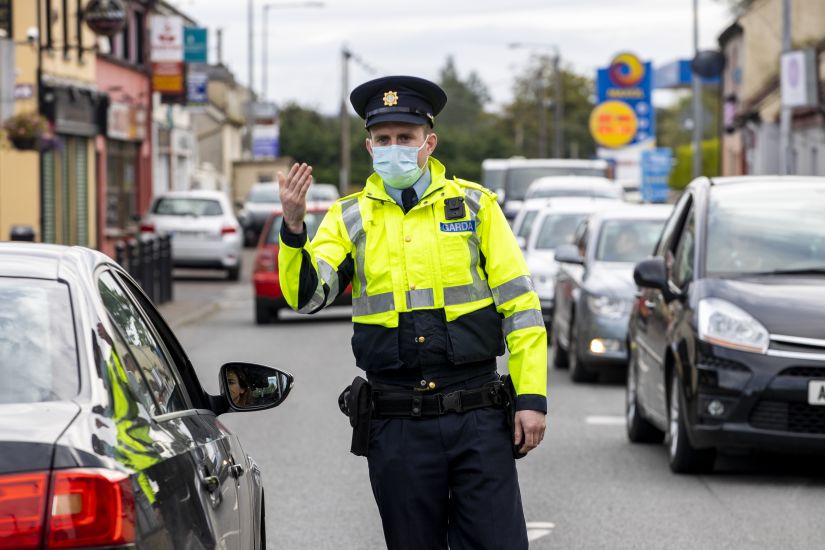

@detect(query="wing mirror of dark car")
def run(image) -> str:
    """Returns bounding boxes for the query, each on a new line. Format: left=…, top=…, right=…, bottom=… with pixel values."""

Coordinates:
left=217, top=362, right=294, bottom=413
left=633, top=257, right=682, bottom=302
left=554, top=244, right=584, bottom=265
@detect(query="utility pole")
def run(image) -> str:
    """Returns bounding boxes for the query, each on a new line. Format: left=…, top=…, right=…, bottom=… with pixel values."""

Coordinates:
left=262, top=4, right=270, bottom=100
left=779, top=0, right=792, bottom=175
left=537, top=61, right=547, bottom=158
left=691, top=0, right=702, bottom=179
left=247, top=0, right=254, bottom=95
left=216, top=28, right=223, bottom=65
left=553, top=53, right=563, bottom=158
left=339, top=46, right=351, bottom=195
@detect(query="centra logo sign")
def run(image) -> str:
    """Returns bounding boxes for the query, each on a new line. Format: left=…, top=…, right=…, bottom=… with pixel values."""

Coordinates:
left=440, top=221, right=476, bottom=233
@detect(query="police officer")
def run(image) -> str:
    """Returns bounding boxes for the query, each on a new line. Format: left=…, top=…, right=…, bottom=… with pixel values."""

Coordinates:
left=278, top=75, right=547, bottom=549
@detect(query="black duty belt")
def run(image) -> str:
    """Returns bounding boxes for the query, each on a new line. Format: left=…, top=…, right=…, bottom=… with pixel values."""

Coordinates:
left=372, top=382, right=504, bottom=418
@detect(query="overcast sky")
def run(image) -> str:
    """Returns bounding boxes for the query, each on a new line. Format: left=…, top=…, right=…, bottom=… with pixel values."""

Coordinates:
left=169, top=0, right=735, bottom=114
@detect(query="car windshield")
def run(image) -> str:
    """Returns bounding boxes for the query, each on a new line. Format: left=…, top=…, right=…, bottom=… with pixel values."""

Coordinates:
left=247, top=186, right=280, bottom=204
left=265, top=212, right=328, bottom=244
left=0, top=278, right=79, bottom=404
left=506, top=166, right=606, bottom=201
left=153, top=197, right=223, bottom=216
left=533, top=213, right=589, bottom=250
left=595, top=219, right=665, bottom=262
left=517, top=210, right=539, bottom=239
left=482, top=167, right=506, bottom=192
left=527, top=186, right=622, bottom=200
left=706, top=182, right=825, bottom=276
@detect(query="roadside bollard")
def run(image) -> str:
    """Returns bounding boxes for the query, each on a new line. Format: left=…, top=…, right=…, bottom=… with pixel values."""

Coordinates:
left=159, top=235, right=173, bottom=304
left=9, top=225, right=35, bottom=241
left=151, top=235, right=161, bottom=303
left=141, top=235, right=155, bottom=302
left=127, top=239, right=140, bottom=283
left=114, top=241, right=126, bottom=268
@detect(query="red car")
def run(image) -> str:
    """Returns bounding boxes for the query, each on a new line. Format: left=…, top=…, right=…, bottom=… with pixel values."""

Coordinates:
left=253, top=205, right=352, bottom=324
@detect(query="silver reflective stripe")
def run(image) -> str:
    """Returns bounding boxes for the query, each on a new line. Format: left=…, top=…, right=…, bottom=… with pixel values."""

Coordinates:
left=443, top=283, right=492, bottom=306
left=297, top=279, right=327, bottom=313
left=317, top=258, right=339, bottom=304
left=352, top=291, right=395, bottom=316
left=464, top=188, right=482, bottom=219
left=502, top=309, right=544, bottom=337
left=406, top=288, right=435, bottom=309
left=341, top=198, right=368, bottom=299
left=491, top=275, right=534, bottom=306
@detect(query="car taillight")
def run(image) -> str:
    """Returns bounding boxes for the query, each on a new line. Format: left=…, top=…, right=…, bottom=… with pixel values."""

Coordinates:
left=139, top=222, right=155, bottom=233
left=221, top=226, right=237, bottom=235
left=0, top=471, right=49, bottom=549
left=254, top=247, right=278, bottom=272
left=46, top=468, right=135, bottom=549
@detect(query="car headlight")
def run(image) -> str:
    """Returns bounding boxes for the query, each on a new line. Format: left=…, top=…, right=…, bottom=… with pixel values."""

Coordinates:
left=587, top=295, right=630, bottom=319
left=698, top=298, right=768, bottom=354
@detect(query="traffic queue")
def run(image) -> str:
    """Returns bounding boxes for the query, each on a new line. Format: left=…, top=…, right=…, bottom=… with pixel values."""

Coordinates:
left=499, top=158, right=825, bottom=475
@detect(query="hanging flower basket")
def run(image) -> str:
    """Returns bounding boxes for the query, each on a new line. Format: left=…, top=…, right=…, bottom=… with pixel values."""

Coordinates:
left=3, top=111, right=50, bottom=152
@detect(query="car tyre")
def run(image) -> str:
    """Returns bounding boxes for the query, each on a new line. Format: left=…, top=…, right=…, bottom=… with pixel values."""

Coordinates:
left=551, top=318, right=568, bottom=369
left=668, top=374, right=716, bottom=474
left=626, top=350, right=664, bottom=443
left=255, top=299, right=278, bottom=324
left=227, top=263, right=241, bottom=282
left=569, top=318, right=597, bottom=383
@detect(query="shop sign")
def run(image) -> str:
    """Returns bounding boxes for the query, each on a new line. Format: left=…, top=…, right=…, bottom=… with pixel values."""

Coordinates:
left=184, top=27, right=208, bottom=63
left=150, top=15, right=183, bottom=62
left=152, top=61, right=185, bottom=96
left=84, top=0, right=127, bottom=37
left=187, top=71, right=208, bottom=105
left=108, top=102, right=145, bottom=141
left=592, top=52, right=654, bottom=148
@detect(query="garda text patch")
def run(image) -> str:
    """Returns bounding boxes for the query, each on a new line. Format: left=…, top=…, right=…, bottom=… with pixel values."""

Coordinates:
left=440, top=221, right=476, bottom=233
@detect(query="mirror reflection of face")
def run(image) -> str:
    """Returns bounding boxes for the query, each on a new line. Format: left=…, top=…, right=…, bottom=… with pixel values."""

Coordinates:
left=227, top=371, right=245, bottom=404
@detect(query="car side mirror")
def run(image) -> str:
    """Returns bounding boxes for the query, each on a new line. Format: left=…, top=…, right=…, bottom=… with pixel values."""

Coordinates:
left=218, top=362, right=294, bottom=413
left=633, top=256, right=681, bottom=301
left=554, top=244, right=584, bottom=265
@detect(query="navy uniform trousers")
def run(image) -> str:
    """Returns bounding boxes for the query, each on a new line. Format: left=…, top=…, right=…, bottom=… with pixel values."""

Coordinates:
left=366, top=374, right=529, bottom=550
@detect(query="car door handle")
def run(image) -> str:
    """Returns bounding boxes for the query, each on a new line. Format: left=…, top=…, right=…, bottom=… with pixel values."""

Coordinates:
left=229, top=464, right=245, bottom=479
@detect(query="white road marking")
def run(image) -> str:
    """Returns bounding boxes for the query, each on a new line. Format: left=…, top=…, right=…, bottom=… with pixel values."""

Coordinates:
left=585, top=415, right=625, bottom=426
left=526, top=521, right=555, bottom=542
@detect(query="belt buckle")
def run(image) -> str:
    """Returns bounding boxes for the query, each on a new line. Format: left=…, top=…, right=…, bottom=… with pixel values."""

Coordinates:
left=439, top=390, right=462, bottom=414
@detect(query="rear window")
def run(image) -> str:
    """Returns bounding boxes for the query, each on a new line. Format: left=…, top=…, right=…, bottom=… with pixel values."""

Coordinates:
left=247, top=186, right=280, bottom=204
left=527, top=186, right=622, bottom=200
left=153, top=197, right=223, bottom=216
left=533, top=213, right=588, bottom=250
left=265, top=212, right=328, bottom=244
left=0, top=279, right=78, bottom=404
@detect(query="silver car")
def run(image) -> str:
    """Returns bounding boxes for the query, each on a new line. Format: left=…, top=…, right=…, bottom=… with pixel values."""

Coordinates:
left=551, top=204, right=672, bottom=382
left=141, top=190, right=243, bottom=280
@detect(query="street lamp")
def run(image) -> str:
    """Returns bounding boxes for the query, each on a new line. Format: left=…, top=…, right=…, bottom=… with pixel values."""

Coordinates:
left=262, top=1, right=324, bottom=101
left=509, top=42, right=563, bottom=158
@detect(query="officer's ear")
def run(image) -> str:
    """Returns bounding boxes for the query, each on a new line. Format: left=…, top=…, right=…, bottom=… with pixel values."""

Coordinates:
left=424, top=130, right=437, bottom=155
left=365, top=135, right=374, bottom=157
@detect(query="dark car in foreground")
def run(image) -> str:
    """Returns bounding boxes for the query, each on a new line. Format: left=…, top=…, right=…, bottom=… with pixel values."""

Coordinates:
left=552, top=204, right=671, bottom=382
left=253, top=205, right=352, bottom=323
left=626, top=177, right=825, bottom=473
left=0, top=243, right=293, bottom=548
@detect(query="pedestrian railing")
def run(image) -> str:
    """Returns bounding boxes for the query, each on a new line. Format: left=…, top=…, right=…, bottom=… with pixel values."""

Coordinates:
left=114, top=235, right=174, bottom=305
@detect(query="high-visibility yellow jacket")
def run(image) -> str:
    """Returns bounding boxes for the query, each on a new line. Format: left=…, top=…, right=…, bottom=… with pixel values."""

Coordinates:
left=279, top=157, right=547, bottom=411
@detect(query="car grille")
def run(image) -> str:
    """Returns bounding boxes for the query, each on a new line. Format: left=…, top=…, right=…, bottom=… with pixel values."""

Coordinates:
left=749, top=400, right=825, bottom=434
left=779, top=366, right=825, bottom=378
left=698, top=354, right=749, bottom=372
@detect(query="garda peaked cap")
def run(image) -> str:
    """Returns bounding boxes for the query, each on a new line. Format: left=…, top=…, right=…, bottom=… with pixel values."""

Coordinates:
left=350, top=75, right=448, bottom=129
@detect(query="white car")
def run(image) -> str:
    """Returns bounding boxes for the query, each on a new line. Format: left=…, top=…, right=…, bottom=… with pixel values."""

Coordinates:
left=525, top=176, right=624, bottom=202
left=141, top=190, right=243, bottom=280
left=524, top=199, right=621, bottom=325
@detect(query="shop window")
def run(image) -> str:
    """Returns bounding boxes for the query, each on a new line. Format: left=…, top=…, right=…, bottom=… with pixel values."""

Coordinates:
left=0, top=0, right=12, bottom=39
left=106, top=140, right=139, bottom=232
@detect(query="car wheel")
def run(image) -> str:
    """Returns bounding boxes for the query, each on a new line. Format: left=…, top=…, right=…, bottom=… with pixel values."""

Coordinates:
left=255, top=299, right=278, bottom=324
left=551, top=318, right=568, bottom=369
left=626, top=350, right=664, bottom=443
left=569, top=318, right=597, bottom=383
left=227, top=263, right=241, bottom=281
left=668, top=374, right=716, bottom=474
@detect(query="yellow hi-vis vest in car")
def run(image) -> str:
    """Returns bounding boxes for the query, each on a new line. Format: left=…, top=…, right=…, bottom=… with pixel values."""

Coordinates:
left=279, top=157, right=547, bottom=408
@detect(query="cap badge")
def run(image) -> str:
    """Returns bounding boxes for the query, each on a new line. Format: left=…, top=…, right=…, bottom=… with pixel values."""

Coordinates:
left=383, top=91, right=399, bottom=107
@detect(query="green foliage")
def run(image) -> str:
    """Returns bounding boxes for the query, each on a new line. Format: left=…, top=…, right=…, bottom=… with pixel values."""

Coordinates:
left=669, top=138, right=720, bottom=190
left=656, top=88, right=719, bottom=151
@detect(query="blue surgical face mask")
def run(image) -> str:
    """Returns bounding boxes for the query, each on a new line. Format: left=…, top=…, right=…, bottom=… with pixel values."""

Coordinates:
left=371, top=139, right=429, bottom=189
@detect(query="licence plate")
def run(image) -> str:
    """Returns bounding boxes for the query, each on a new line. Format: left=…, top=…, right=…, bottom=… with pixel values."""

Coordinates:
left=808, top=380, right=825, bottom=406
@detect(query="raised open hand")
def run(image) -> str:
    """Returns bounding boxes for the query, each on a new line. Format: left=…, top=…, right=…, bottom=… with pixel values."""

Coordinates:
left=278, top=162, right=313, bottom=234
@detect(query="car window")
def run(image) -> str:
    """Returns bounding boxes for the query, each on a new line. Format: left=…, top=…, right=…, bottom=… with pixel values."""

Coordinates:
left=575, top=221, right=589, bottom=257
left=99, top=320, right=158, bottom=417
left=247, top=186, right=280, bottom=203
left=0, top=278, right=78, bottom=404
left=672, top=208, right=696, bottom=287
left=265, top=211, right=328, bottom=245
left=655, top=192, right=692, bottom=256
left=533, top=213, right=588, bottom=250
left=153, top=197, right=223, bottom=216
left=517, top=210, right=538, bottom=239
left=98, top=271, right=188, bottom=415
left=595, top=219, right=665, bottom=263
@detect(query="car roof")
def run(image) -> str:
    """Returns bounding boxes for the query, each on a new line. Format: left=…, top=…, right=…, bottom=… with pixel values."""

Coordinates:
left=588, top=204, right=673, bottom=223
left=154, top=190, right=230, bottom=201
left=0, top=243, right=109, bottom=280
left=506, top=158, right=609, bottom=169
left=534, top=198, right=619, bottom=215
left=529, top=176, right=615, bottom=189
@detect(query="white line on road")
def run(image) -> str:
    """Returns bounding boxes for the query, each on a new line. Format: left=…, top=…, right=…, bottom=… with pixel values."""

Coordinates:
left=526, top=522, right=555, bottom=542
left=585, top=415, right=625, bottom=426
